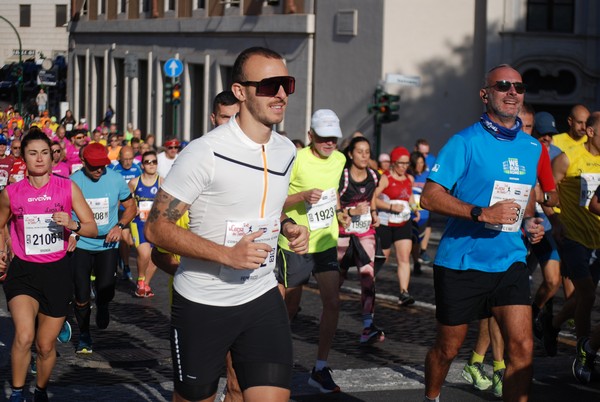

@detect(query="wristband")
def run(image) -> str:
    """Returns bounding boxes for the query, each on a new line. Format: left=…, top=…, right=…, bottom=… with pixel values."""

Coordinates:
left=116, top=222, right=125, bottom=230
left=281, top=217, right=296, bottom=233
left=70, top=233, right=80, bottom=241
left=72, top=220, right=81, bottom=233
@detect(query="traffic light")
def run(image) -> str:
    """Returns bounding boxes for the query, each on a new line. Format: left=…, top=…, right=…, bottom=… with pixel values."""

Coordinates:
left=368, top=89, right=400, bottom=124
left=172, top=81, right=181, bottom=106
left=380, top=93, right=400, bottom=123
left=164, top=81, right=173, bottom=104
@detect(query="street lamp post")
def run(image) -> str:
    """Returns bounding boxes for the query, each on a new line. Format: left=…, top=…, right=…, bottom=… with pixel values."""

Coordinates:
left=0, top=15, right=23, bottom=114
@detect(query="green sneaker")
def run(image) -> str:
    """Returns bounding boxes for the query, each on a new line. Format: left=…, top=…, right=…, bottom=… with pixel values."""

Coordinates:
left=492, top=368, right=504, bottom=398
left=461, top=362, right=492, bottom=391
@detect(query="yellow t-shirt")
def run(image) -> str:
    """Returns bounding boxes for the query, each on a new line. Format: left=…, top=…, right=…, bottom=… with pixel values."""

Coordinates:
left=553, top=132, right=587, bottom=152
left=558, top=144, right=600, bottom=249
left=278, top=147, right=346, bottom=253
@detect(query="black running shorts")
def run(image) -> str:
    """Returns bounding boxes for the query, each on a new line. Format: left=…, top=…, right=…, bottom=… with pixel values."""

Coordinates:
left=376, top=223, right=412, bottom=250
left=433, top=262, right=531, bottom=326
left=170, top=287, right=292, bottom=401
left=3, top=254, right=73, bottom=317
left=276, top=247, right=339, bottom=288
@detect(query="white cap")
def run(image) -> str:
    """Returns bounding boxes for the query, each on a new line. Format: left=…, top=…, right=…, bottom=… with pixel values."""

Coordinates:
left=311, top=109, right=343, bottom=138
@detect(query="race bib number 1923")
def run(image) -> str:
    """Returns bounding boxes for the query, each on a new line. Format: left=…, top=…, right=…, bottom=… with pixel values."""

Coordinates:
left=306, top=188, right=337, bottom=231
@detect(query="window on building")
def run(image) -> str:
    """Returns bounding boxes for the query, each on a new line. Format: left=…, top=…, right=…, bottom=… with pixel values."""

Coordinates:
left=526, top=0, right=574, bottom=33
left=20, top=5, right=31, bottom=27
left=119, top=0, right=127, bottom=14
left=195, top=0, right=205, bottom=9
left=56, top=4, right=67, bottom=27
left=100, top=0, right=106, bottom=15
left=141, top=0, right=151, bottom=13
left=166, top=0, right=176, bottom=12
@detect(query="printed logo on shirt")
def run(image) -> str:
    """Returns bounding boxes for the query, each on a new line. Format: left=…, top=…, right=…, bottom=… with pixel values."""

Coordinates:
left=28, top=194, right=52, bottom=202
left=502, top=158, right=526, bottom=176
left=432, top=163, right=440, bottom=172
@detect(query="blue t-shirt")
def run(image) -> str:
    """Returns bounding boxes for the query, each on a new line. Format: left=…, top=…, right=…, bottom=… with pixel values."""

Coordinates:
left=110, top=162, right=142, bottom=183
left=428, top=122, right=541, bottom=273
left=71, top=168, right=132, bottom=251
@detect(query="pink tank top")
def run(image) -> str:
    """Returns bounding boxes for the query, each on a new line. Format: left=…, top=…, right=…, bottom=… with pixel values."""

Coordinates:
left=7, top=175, right=72, bottom=263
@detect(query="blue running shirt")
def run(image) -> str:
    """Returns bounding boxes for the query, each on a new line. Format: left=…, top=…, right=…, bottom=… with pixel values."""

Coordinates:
left=428, top=122, right=541, bottom=273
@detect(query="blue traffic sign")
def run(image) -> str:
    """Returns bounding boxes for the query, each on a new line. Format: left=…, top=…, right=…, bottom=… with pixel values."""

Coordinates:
left=164, top=58, right=183, bottom=78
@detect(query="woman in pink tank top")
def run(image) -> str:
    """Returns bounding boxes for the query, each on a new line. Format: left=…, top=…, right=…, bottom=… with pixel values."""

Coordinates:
left=0, top=128, right=97, bottom=402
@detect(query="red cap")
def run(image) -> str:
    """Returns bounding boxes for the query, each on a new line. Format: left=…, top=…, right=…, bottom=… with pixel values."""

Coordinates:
left=164, top=139, right=180, bottom=148
left=82, top=143, right=110, bottom=166
left=390, top=146, right=410, bottom=162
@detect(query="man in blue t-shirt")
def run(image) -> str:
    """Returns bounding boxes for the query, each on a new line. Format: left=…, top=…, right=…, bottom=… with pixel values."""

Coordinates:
left=70, top=143, right=136, bottom=354
left=420, top=65, right=544, bottom=402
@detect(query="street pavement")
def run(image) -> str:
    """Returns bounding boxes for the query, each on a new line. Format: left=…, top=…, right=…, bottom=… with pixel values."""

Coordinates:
left=1, top=222, right=600, bottom=401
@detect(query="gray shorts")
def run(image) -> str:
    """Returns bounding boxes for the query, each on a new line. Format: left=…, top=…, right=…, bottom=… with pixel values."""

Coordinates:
left=276, top=247, right=339, bottom=288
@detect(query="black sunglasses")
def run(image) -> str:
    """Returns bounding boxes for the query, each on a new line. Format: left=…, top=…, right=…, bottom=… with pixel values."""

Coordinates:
left=143, top=160, right=158, bottom=165
left=239, top=76, right=295, bottom=97
left=486, top=80, right=526, bottom=94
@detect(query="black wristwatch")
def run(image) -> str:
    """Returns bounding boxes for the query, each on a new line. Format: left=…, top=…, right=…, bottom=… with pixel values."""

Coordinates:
left=72, top=220, right=81, bottom=233
left=470, top=206, right=483, bottom=222
left=543, top=192, right=551, bottom=204
left=281, top=217, right=296, bottom=233
left=116, top=222, right=125, bottom=230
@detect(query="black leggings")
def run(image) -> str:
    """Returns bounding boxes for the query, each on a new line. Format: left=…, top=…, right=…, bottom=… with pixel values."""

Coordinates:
left=72, top=247, right=119, bottom=306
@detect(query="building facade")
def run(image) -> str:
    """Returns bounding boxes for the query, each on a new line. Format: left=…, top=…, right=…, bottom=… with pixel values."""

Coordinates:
left=67, top=0, right=600, bottom=152
left=0, top=1, right=69, bottom=65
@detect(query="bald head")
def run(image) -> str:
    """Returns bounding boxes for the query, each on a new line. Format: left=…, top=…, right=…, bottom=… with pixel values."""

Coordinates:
left=119, top=146, right=135, bottom=169
left=568, top=104, right=590, bottom=140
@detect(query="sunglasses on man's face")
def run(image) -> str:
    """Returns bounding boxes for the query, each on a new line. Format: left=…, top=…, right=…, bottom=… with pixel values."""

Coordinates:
left=143, top=159, right=158, bottom=165
left=239, top=76, right=295, bottom=97
left=485, top=80, right=526, bottom=94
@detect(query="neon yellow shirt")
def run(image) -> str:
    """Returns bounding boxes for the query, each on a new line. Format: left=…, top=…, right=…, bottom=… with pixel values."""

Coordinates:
left=553, top=132, right=587, bottom=152
left=278, top=147, right=345, bottom=253
left=559, top=144, right=600, bottom=249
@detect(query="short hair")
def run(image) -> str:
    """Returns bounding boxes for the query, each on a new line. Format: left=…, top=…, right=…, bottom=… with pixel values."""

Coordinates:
left=521, top=102, right=535, bottom=116
left=212, top=90, right=239, bottom=114
left=232, top=47, right=284, bottom=83
left=415, top=138, right=429, bottom=147
left=141, top=150, right=157, bottom=161
left=130, top=137, right=141, bottom=146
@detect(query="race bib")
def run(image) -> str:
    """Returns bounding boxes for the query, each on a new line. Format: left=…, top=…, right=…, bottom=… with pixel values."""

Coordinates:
left=65, top=123, right=73, bottom=131
left=580, top=173, right=600, bottom=207
left=345, top=206, right=372, bottom=234
left=24, top=213, right=64, bottom=255
left=388, top=200, right=411, bottom=224
left=138, top=200, right=153, bottom=222
left=0, top=175, right=7, bottom=187
left=13, top=173, right=24, bottom=182
left=220, top=218, right=280, bottom=284
left=87, top=197, right=110, bottom=226
left=306, top=188, right=337, bottom=231
left=485, top=181, right=532, bottom=232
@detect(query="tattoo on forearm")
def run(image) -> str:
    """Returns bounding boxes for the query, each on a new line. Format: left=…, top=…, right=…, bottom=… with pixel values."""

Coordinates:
left=147, top=191, right=184, bottom=223
left=165, top=198, right=184, bottom=221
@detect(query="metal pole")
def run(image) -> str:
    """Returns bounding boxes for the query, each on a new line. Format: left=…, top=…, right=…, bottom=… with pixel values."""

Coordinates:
left=0, top=16, right=23, bottom=114
left=171, top=77, right=177, bottom=138
left=374, top=115, right=382, bottom=157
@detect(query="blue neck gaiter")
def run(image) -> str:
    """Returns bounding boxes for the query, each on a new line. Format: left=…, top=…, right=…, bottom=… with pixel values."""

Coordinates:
left=480, top=113, right=522, bottom=141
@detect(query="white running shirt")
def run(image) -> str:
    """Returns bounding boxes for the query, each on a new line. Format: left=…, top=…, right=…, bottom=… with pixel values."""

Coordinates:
left=161, top=117, right=296, bottom=306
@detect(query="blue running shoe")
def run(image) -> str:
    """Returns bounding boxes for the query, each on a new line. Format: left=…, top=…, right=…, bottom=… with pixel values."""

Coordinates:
left=57, top=320, right=72, bottom=343
left=76, top=332, right=93, bottom=354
